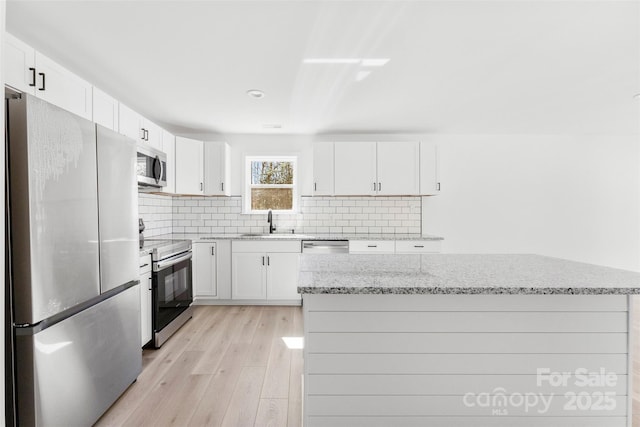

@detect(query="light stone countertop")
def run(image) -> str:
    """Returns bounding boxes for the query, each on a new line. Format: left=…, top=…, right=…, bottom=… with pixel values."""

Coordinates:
left=297, top=254, right=640, bottom=295
left=139, top=233, right=443, bottom=256
left=151, top=233, right=444, bottom=242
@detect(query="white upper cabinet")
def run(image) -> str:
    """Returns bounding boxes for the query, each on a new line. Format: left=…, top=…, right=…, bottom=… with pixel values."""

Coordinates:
left=118, top=103, right=143, bottom=141
left=34, top=53, right=93, bottom=120
left=334, top=141, right=377, bottom=195
left=420, top=141, right=440, bottom=195
left=4, top=33, right=36, bottom=94
left=162, top=129, right=176, bottom=193
left=118, top=103, right=162, bottom=149
left=5, top=34, right=92, bottom=120
left=204, top=141, right=231, bottom=196
left=312, top=142, right=334, bottom=195
left=92, top=87, right=119, bottom=131
left=143, top=118, right=163, bottom=151
left=175, top=136, right=204, bottom=195
left=376, top=142, right=420, bottom=195
left=329, top=140, right=438, bottom=196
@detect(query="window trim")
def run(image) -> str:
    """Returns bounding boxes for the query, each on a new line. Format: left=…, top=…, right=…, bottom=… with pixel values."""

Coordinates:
left=244, top=155, right=298, bottom=214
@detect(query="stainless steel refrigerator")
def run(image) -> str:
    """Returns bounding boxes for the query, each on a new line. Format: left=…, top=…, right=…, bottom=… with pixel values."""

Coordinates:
left=5, top=92, right=141, bottom=426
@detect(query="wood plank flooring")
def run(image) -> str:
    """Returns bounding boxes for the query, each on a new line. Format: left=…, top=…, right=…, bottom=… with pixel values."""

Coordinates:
left=94, top=306, right=303, bottom=427
left=95, top=299, right=640, bottom=426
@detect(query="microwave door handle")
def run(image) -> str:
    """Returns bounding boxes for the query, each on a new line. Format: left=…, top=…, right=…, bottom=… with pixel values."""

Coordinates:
left=153, top=155, right=162, bottom=184
left=159, top=157, right=164, bottom=184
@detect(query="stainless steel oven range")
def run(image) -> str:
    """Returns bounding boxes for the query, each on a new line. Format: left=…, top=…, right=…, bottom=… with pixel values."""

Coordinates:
left=148, top=239, right=193, bottom=347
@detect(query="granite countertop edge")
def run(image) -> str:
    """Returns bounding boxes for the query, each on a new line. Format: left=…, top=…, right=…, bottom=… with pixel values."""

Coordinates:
left=143, top=232, right=444, bottom=243
left=297, top=286, right=640, bottom=295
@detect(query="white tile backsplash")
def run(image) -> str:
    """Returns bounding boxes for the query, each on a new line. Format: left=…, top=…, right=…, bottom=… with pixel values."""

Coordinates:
left=170, top=195, right=421, bottom=235
left=139, top=192, right=422, bottom=236
left=138, top=193, right=173, bottom=237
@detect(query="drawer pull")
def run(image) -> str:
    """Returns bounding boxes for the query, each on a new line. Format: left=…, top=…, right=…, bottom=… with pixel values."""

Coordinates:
left=139, top=263, right=149, bottom=268
left=367, top=245, right=377, bottom=248
left=414, top=245, right=424, bottom=248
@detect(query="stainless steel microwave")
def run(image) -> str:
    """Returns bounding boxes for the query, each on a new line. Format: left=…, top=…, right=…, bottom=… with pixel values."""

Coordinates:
left=137, top=144, right=167, bottom=188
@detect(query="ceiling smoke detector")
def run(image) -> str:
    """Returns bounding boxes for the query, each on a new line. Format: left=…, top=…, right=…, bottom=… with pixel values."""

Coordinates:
left=246, top=89, right=265, bottom=99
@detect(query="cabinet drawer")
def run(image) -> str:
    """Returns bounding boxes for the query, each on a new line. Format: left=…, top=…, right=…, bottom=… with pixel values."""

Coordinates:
left=395, top=240, right=442, bottom=253
left=232, top=240, right=302, bottom=253
left=349, top=240, right=395, bottom=254
left=139, top=254, right=151, bottom=274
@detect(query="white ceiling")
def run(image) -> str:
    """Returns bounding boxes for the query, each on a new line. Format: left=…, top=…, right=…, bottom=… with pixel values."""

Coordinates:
left=6, top=0, right=640, bottom=136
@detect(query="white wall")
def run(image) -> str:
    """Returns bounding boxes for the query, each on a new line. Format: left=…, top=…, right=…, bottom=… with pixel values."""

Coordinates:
left=422, top=134, right=640, bottom=271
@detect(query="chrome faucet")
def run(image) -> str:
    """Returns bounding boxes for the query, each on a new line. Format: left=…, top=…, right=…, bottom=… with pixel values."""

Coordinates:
left=267, top=210, right=276, bottom=234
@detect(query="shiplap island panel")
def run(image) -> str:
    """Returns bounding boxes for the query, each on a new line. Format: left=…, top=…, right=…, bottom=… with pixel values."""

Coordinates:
left=298, top=254, right=640, bottom=427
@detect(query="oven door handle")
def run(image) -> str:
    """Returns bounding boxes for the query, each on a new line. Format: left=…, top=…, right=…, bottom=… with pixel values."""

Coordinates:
left=154, top=252, right=192, bottom=271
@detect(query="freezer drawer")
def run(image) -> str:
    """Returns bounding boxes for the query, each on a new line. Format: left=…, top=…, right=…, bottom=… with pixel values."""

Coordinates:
left=15, top=285, right=141, bottom=427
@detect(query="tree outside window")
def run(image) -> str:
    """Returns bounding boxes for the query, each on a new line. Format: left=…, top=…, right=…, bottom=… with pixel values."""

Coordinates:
left=245, top=156, right=298, bottom=213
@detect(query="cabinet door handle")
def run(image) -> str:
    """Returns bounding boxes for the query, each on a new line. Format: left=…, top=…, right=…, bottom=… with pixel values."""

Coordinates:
left=148, top=277, right=153, bottom=291
left=29, top=68, right=36, bottom=87
left=200, top=182, right=203, bottom=191
left=373, top=182, right=376, bottom=191
left=378, top=182, right=381, bottom=191
left=221, top=182, right=224, bottom=192
left=211, top=247, right=215, bottom=256
left=267, top=256, right=270, bottom=266
left=146, top=129, right=149, bottom=141
left=437, top=182, right=441, bottom=191
left=314, top=182, right=317, bottom=191
left=262, top=256, right=265, bottom=266
left=38, top=72, right=45, bottom=91
left=140, top=128, right=145, bottom=140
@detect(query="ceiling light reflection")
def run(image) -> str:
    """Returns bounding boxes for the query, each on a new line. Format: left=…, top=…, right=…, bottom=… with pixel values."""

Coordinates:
left=303, top=58, right=361, bottom=64
left=361, top=58, right=390, bottom=67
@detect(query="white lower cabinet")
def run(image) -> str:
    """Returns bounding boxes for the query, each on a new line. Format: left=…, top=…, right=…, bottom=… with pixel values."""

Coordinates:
left=193, top=240, right=231, bottom=302
left=232, top=253, right=267, bottom=300
left=349, top=240, right=395, bottom=254
left=194, top=242, right=218, bottom=298
left=231, top=240, right=301, bottom=303
left=139, top=254, right=152, bottom=347
left=350, top=239, right=442, bottom=254
left=395, top=240, right=442, bottom=253
left=266, top=253, right=302, bottom=300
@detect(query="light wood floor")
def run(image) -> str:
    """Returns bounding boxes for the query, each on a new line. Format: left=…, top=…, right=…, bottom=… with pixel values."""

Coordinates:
left=95, top=300, right=640, bottom=426
left=95, top=305, right=303, bottom=427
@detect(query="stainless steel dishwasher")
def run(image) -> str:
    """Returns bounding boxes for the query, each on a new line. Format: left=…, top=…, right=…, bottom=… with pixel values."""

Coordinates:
left=302, top=240, right=349, bottom=254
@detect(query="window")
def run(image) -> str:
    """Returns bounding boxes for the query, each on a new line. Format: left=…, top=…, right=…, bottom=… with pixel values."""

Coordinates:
left=244, top=156, right=298, bottom=213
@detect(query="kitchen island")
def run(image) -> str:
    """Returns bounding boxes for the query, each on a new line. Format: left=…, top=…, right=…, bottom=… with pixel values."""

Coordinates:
left=298, top=254, right=640, bottom=427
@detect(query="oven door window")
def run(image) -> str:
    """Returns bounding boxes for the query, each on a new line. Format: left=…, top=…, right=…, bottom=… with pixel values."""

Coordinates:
left=153, top=257, right=192, bottom=332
